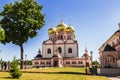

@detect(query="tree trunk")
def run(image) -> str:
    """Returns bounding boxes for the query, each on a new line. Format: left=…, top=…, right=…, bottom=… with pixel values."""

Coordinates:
left=20, top=44, right=24, bottom=69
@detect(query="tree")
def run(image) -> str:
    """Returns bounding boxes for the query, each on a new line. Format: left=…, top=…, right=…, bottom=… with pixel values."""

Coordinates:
left=25, top=60, right=32, bottom=65
left=0, top=0, right=45, bottom=69
left=92, top=60, right=99, bottom=66
left=0, top=27, right=5, bottom=54
left=9, top=56, right=22, bottom=78
left=0, top=27, right=5, bottom=41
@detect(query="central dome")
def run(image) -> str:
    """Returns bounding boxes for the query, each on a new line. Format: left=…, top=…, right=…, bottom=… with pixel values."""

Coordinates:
left=56, top=21, right=67, bottom=32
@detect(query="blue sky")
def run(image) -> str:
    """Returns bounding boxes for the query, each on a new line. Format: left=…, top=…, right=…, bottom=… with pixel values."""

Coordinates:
left=0, top=0, right=120, bottom=61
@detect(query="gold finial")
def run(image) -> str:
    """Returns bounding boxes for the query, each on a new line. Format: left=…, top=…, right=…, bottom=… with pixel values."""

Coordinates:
left=61, top=20, right=64, bottom=24
left=85, top=44, right=87, bottom=50
left=38, top=48, right=41, bottom=54
left=84, top=44, right=88, bottom=54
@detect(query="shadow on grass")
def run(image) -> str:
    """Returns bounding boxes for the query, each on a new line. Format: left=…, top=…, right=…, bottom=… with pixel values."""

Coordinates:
left=22, top=71, right=91, bottom=75
left=0, top=77, right=20, bottom=80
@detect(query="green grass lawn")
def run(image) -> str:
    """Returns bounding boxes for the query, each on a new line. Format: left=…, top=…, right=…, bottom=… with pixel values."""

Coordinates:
left=0, top=67, right=110, bottom=80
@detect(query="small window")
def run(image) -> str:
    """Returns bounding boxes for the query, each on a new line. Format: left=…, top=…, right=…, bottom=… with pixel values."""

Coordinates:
left=61, top=35, right=63, bottom=39
left=66, top=61, right=70, bottom=64
left=46, top=62, right=50, bottom=64
left=72, top=61, right=76, bottom=64
left=58, top=47, right=62, bottom=53
left=47, top=48, right=51, bottom=54
left=78, top=61, right=83, bottom=64
left=68, top=48, right=72, bottom=53
left=40, top=62, right=44, bottom=64
left=35, top=62, right=39, bottom=65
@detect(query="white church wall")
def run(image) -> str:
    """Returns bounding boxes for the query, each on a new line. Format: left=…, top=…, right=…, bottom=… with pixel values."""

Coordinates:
left=55, top=40, right=64, bottom=44
left=42, top=44, right=54, bottom=58
left=66, top=40, right=74, bottom=43
left=63, top=59, right=85, bottom=67
left=65, top=43, right=77, bottom=58
left=32, top=60, right=40, bottom=67
left=54, top=44, right=65, bottom=57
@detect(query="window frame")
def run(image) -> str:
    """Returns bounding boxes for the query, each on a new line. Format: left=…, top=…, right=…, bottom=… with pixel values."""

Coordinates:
left=68, top=48, right=72, bottom=53
left=47, top=48, right=51, bottom=54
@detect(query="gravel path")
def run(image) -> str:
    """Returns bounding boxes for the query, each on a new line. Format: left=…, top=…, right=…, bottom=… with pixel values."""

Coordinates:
left=109, top=77, right=120, bottom=80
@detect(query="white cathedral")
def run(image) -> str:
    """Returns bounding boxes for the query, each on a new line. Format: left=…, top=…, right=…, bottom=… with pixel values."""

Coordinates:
left=32, top=21, right=92, bottom=67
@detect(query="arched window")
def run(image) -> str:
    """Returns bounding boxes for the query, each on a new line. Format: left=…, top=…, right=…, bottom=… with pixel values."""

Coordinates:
left=47, top=48, right=51, bottom=54
left=107, top=55, right=115, bottom=63
left=61, top=35, right=63, bottom=39
left=58, top=47, right=62, bottom=53
left=68, top=48, right=72, bottom=53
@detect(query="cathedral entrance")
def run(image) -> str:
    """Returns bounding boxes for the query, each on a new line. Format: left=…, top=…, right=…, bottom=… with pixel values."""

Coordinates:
left=53, top=60, right=58, bottom=67
left=51, top=53, right=63, bottom=67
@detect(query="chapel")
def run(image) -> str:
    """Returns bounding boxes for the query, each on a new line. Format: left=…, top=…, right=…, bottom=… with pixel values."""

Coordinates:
left=99, top=23, right=120, bottom=68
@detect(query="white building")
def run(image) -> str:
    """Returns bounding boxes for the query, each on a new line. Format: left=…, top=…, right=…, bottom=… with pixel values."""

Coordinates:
left=32, top=21, right=91, bottom=67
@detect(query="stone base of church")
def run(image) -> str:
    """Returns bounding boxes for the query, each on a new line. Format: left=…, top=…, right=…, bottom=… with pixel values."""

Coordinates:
left=98, top=68, right=120, bottom=76
left=32, top=57, right=91, bottom=68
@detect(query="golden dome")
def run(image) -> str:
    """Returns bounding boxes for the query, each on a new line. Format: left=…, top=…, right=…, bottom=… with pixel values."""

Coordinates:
left=56, top=21, right=67, bottom=32
left=66, top=25, right=75, bottom=33
left=48, top=27, right=56, bottom=34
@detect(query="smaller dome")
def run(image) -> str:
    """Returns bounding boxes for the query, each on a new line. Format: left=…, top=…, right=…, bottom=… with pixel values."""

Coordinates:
left=56, top=21, right=67, bottom=32
left=48, top=27, right=56, bottom=34
left=34, top=49, right=42, bottom=58
left=66, top=25, right=75, bottom=33
left=35, top=54, right=42, bottom=58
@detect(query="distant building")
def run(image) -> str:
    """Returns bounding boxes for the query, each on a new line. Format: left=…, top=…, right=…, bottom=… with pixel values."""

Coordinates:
left=32, top=21, right=91, bottom=67
left=99, top=23, right=120, bottom=68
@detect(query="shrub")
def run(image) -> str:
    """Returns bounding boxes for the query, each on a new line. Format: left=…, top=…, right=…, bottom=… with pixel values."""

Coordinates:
left=9, top=56, right=22, bottom=78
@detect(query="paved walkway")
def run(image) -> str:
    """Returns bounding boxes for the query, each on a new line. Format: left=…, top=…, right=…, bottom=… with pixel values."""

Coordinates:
left=109, top=77, right=120, bottom=80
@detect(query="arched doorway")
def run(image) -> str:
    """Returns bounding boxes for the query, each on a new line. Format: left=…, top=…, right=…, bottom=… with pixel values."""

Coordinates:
left=53, top=60, right=58, bottom=67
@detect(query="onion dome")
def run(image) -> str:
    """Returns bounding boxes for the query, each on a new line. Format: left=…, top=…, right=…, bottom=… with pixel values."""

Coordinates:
left=34, top=49, right=42, bottom=58
left=35, top=53, right=42, bottom=58
left=48, top=27, right=56, bottom=34
left=66, top=25, right=75, bottom=33
left=56, top=21, right=67, bottom=32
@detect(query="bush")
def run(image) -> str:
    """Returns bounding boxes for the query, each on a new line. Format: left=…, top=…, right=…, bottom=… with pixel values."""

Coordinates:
left=9, top=56, right=22, bottom=78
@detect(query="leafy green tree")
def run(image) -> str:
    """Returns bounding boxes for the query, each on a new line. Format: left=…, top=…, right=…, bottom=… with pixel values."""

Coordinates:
left=0, top=27, right=5, bottom=41
left=92, top=60, right=99, bottom=66
left=0, top=0, right=45, bottom=69
left=25, top=60, right=32, bottom=65
left=9, top=56, right=22, bottom=78
left=0, top=27, right=5, bottom=54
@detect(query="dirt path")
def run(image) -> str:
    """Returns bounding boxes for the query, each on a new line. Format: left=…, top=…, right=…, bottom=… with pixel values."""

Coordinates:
left=109, top=77, right=120, bottom=80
